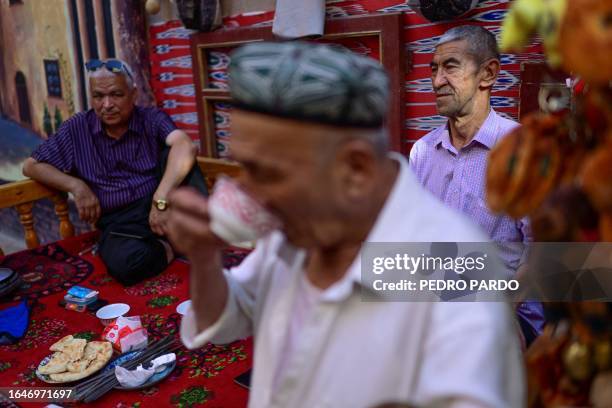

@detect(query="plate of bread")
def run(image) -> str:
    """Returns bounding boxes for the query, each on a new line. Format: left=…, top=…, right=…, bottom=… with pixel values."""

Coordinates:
left=36, top=335, right=113, bottom=383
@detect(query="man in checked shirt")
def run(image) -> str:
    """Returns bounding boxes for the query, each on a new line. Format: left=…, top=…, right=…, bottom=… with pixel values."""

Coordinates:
left=409, top=25, right=544, bottom=345
left=23, top=59, right=206, bottom=285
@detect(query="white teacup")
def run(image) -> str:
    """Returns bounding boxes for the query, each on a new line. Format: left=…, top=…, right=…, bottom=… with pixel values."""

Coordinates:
left=208, top=177, right=280, bottom=245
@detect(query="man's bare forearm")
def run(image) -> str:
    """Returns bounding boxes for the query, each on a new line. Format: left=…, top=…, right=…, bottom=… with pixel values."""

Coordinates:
left=189, top=250, right=229, bottom=334
left=155, top=137, right=197, bottom=200
left=23, top=158, right=83, bottom=193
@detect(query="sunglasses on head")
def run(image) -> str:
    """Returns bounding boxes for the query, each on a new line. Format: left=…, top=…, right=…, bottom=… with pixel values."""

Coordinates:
left=85, top=59, right=133, bottom=81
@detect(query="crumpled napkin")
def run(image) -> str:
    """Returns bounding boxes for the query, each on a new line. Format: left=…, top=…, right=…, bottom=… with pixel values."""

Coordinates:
left=114, top=353, right=176, bottom=387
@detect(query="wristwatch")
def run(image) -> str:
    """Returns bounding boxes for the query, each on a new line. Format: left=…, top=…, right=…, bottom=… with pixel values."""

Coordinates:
left=154, top=198, right=168, bottom=211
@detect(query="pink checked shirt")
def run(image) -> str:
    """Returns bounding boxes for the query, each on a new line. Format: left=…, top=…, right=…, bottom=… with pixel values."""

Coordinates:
left=409, top=109, right=528, bottom=270
left=409, top=109, right=544, bottom=336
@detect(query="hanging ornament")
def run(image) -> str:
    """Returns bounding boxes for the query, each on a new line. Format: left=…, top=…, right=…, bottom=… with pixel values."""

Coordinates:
left=563, top=340, right=593, bottom=382
left=408, top=0, right=478, bottom=22
left=594, top=340, right=611, bottom=372
left=146, top=0, right=161, bottom=15
left=500, top=0, right=567, bottom=67
left=559, top=0, right=612, bottom=85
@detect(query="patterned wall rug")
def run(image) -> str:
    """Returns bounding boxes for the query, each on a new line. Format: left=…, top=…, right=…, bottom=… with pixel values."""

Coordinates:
left=148, top=0, right=544, bottom=154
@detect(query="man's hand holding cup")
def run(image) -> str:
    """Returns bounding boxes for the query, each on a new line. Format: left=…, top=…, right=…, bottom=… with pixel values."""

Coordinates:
left=167, top=177, right=280, bottom=260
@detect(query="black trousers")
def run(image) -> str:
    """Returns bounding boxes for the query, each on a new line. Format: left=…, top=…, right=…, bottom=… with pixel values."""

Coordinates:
left=96, top=149, right=208, bottom=286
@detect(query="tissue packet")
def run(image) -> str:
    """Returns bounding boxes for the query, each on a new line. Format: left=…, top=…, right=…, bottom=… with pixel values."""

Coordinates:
left=67, top=285, right=98, bottom=299
left=102, top=316, right=148, bottom=353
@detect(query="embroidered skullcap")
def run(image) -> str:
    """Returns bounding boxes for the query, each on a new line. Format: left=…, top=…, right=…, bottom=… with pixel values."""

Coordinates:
left=229, top=41, right=389, bottom=128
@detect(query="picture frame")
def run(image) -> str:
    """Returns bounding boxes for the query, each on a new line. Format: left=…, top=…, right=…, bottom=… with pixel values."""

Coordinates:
left=190, top=13, right=406, bottom=157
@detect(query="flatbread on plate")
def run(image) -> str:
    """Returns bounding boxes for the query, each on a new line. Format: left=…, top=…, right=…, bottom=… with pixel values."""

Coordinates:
left=63, top=338, right=87, bottom=361
left=37, top=339, right=113, bottom=383
left=86, top=341, right=112, bottom=358
left=67, top=359, right=90, bottom=373
left=49, top=335, right=74, bottom=352
left=82, top=342, right=99, bottom=362
left=49, top=335, right=87, bottom=361
left=49, top=343, right=112, bottom=382
left=37, top=352, right=69, bottom=375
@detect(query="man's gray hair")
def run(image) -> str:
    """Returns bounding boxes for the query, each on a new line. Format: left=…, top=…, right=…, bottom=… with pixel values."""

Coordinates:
left=86, top=59, right=136, bottom=89
left=436, top=25, right=500, bottom=65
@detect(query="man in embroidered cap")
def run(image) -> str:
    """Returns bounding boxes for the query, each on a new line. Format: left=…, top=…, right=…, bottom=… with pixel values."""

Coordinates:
left=168, top=41, right=524, bottom=407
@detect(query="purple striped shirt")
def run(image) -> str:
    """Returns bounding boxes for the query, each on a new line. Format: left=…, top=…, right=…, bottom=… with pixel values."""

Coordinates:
left=31, top=106, right=177, bottom=213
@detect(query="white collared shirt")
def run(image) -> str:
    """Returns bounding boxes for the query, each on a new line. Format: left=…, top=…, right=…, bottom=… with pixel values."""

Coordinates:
left=181, top=153, right=525, bottom=408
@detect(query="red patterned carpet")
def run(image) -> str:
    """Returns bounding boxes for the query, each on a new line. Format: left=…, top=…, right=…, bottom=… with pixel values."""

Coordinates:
left=0, top=232, right=251, bottom=407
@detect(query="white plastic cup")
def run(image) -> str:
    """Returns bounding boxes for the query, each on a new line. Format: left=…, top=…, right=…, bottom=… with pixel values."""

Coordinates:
left=96, top=303, right=130, bottom=326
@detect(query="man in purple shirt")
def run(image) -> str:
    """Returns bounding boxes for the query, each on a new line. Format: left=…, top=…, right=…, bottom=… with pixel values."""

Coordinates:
left=23, top=59, right=204, bottom=285
left=408, top=26, right=543, bottom=344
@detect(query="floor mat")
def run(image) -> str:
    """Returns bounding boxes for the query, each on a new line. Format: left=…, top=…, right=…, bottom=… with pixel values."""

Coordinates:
left=0, top=232, right=252, bottom=407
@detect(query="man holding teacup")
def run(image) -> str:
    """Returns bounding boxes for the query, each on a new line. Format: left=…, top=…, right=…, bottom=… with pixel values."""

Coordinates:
left=168, top=42, right=524, bottom=408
